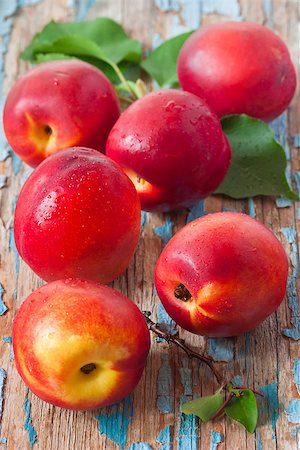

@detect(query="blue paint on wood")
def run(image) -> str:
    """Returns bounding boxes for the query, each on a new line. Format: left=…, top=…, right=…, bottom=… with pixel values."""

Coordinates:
left=23, top=390, right=37, bottom=448
left=276, top=197, right=292, bottom=208
left=269, top=112, right=290, bottom=159
left=248, top=198, right=256, bottom=218
left=71, top=0, right=97, bottom=21
left=231, top=375, right=243, bottom=386
left=9, top=227, right=20, bottom=275
left=208, top=338, right=234, bottom=362
left=256, top=431, right=263, bottom=450
left=291, top=426, right=300, bottom=436
left=245, top=332, right=251, bottom=354
left=259, top=382, right=279, bottom=439
left=0, top=368, right=7, bottom=427
left=187, top=200, right=206, bottom=223
left=293, top=359, right=300, bottom=395
left=157, top=302, right=177, bottom=341
left=156, top=425, right=172, bottom=450
left=262, top=0, right=274, bottom=27
left=156, top=353, right=174, bottom=413
left=141, top=211, right=148, bottom=230
left=281, top=227, right=300, bottom=340
left=286, top=399, right=300, bottom=424
left=179, top=357, right=192, bottom=396
left=202, top=0, right=241, bottom=19
left=293, top=135, right=300, bottom=148
left=178, top=396, right=198, bottom=450
left=170, top=0, right=201, bottom=36
left=153, top=215, right=173, bottom=246
left=1, top=437, right=7, bottom=444
left=127, top=444, right=152, bottom=450
left=154, top=0, right=180, bottom=11
left=0, top=176, right=7, bottom=189
left=0, top=283, right=7, bottom=316
left=209, top=431, right=223, bottom=450
left=2, top=336, right=14, bottom=360
left=10, top=151, right=22, bottom=175
left=95, top=395, right=134, bottom=450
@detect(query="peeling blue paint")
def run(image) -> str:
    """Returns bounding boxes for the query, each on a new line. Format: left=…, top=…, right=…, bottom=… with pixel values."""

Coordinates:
left=141, top=211, right=148, bottom=230
left=286, top=399, right=300, bottom=424
left=269, top=112, right=290, bottom=159
left=2, top=336, right=14, bottom=360
left=203, top=0, right=241, bottom=19
left=0, top=437, right=7, bottom=444
left=154, top=0, right=180, bottom=12
left=95, top=395, right=134, bottom=450
left=23, top=390, right=37, bottom=448
left=262, top=0, right=273, bottom=27
left=170, top=1, right=201, bottom=37
left=231, top=375, right=243, bottom=386
left=291, top=426, right=300, bottom=436
left=245, top=332, right=251, bottom=354
left=259, top=382, right=279, bottom=439
left=153, top=215, right=173, bottom=246
left=0, top=283, right=7, bottom=316
left=293, top=359, right=300, bottom=395
left=281, top=227, right=300, bottom=340
left=73, top=0, right=97, bottom=21
left=276, top=197, right=292, bottom=208
left=157, top=302, right=177, bottom=342
left=256, top=431, right=263, bottom=450
left=248, top=198, right=256, bottom=218
left=209, top=431, right=223, bottom=450
left=178, top=396, right=198, bottom=450
left=0, top=368, right=7, bottom=426
left=208, top=338, right=234, bottom=362
left=187, top=200, right=206, bottom=223
left=0, top=176, right=6, bottom=189
left=156, top=425, right=172, bottom=450
left=293, top=134, right=300, bottom=148
left=127, top=444, right=152, bottom=450
left=157, top=353, right=173, bottom=413
left=9, top=225, right=20, bottom=275
left=179, top=357, right=192, bottom=396
left=294, top=172, right=300, bottom=194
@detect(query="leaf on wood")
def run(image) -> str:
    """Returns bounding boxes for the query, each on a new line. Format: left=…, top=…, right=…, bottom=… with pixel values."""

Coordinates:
left=225, top=389, right=258, bottom=433
left=182, top=393, right=224, bottom=422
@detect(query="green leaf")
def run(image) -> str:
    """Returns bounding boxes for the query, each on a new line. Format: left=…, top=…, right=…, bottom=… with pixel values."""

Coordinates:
left=21, top=18, right=142, bottom=65
left=225, top=390, right=258, bottom=433
left=141, top=31, right=193, bottom=87
left=216, top=115, right=299, bottom=200
left=182, top=393, right=223, bottom=422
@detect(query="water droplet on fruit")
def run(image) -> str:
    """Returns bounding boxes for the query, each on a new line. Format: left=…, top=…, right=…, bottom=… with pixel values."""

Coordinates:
left=165, top=101, right=175, bottom=112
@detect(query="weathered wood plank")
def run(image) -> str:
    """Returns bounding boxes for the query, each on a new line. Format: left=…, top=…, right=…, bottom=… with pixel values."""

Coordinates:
left=0, top=0, right=299, bottom=449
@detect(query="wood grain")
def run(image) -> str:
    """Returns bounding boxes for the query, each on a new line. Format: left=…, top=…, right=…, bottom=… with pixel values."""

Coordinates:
left=0, top=0, right=300, bottom=449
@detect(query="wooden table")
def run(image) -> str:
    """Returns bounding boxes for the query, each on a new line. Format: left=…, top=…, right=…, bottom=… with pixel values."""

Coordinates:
left=0, top=0, right=299, bottom=449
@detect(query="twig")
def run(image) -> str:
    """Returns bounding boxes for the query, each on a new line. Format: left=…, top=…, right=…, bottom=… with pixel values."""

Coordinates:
left=143, top=311, right=223, bottom=385
left=210, top=394, right=234, bottom=421
left=234, top=386, right=264, bottom=398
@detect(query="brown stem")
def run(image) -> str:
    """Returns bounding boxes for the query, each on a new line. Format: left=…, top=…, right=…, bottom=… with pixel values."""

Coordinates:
left=234, top=386, right=264, bottom=398
left=210, top=394, right=234, bottom=421
left=143, top=311, right=223, bottom=385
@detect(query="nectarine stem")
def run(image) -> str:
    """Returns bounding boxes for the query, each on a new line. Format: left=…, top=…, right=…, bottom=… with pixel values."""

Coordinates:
left=80, top=363, right=96, bottom=374
left=143, top=311, right=223, bottom=384
left=174, top=283, right=192, bottom=302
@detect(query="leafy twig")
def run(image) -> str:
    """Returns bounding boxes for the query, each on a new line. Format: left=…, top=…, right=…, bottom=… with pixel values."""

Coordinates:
left=142, top=311, right=223, bottom=384
left=210, top=393, right=234, bottom=420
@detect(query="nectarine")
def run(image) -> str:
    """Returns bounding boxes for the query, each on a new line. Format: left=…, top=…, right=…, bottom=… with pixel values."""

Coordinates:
left=177, top=22, right=297, bottom=121
left=13, top=279, right=150, bottom=410
left=3, top=60, right=120, bottom=167
left=155, top=212, right=288, bottom=337
left=106, top=89, right=231, bottom=211
left=14, top=147, right=141, bottom=283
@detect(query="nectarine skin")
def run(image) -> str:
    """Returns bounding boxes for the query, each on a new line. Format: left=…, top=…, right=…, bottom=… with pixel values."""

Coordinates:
left=14, top=147, right=141, bottom=283
left=12, top=280, right=150, bottom=410
left=155, top=212, right=288, bottom=337
left=106, top=89, right=231, bottom=212
left=3, top=60, right=120, bottom=167
left=178, top=22, right=297, bottom=121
